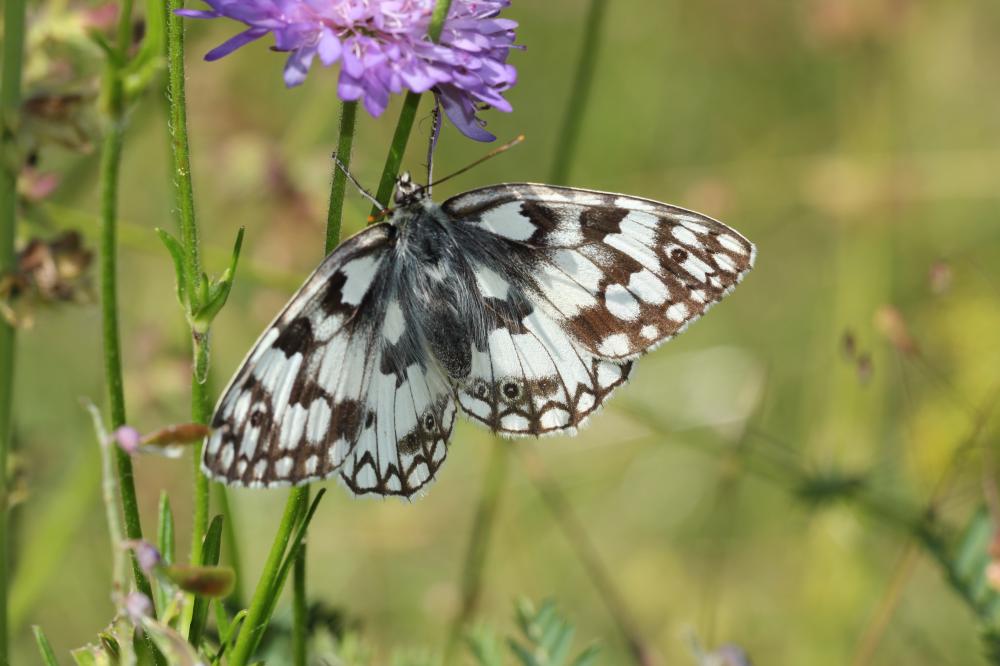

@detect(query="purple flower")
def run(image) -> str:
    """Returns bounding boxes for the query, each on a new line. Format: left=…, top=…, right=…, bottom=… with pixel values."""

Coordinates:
left=112, top=425, right=141, bottom=454
left=123, top=591, right=153, bottom=627
left=178, top=0, right=519, bottom=141
left=124, top=540, right=163, bottom=574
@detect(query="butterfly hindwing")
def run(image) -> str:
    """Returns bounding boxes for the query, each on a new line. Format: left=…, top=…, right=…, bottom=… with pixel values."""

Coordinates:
left=443, top=184, right=756, bottom=361
left=446, top=232, right=633, bottom=436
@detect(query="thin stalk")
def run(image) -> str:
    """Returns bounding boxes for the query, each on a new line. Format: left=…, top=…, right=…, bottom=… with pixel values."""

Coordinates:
left=521, top=451, right=656, bottom=666
left=98, top=0, right=154, bottom=602
left=227, top=489, right=309, bottom=666
left=0, top=0, right=26, bottom=657
left=326, top=101, right=358, bottom=253
left=549, top=0, right=609, bottom=184
left=212, top=483, right=245, bottom=607
left=292, top=534, right=307, bottom=666
left=370, top=91, right=423, bottom=213
left=369, top=0, right=454, bottom=214
left=444, top=437, right=510, bottom=664
left=165, top=0, right=211, bottom=570
left=292, top=98, right=358, bottom=666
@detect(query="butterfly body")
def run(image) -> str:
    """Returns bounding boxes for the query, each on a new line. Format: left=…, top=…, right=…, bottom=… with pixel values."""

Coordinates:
left=205, top=183, right=755, bottom=497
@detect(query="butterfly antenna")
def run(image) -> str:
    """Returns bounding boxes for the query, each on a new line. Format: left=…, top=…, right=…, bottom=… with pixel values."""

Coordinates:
left=332, top=152, right=387, bottom=213
left=424, top=134, right=525, bottom=191
left=425, top=100, right=443, bottom=188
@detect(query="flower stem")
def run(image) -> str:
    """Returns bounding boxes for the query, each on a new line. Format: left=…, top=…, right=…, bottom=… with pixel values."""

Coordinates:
left=165, top=0, right=211, bottom=572
left=370, top=91, right=423, bottom=213
left=327, top=100, right=358, bottom=254
left=444, top=437, right=509, bottom=664
left=99, top=0, right=154, bottom=602
left=549, top=0, right=608, bottom=185
left=0, top=0, right=26, bottom=657
left=369, top=0, right=454, bottom=214
left=227, top=490, right=310, bottom=666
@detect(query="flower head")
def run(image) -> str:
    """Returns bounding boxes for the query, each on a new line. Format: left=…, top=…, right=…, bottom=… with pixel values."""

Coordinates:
left=178, top=0, right=519, bottom=141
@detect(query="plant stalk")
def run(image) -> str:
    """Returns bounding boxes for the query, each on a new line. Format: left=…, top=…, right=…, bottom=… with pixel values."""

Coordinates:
left=0, top=0, right=27, bottom=657
left=227, top=490, right=309, bottom=666
left=165, top=0, right=212, bottom=573
left=549, top=0, right=608, bottom=185
left=98, top=0, right=155, bottom=602
left=444, top=437, right=510, bottom=664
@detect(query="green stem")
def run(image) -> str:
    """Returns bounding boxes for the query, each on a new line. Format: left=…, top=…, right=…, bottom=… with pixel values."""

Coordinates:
left=0, top=0, right=26, bottom=658
left=292, top=527, right=307, bottom=666
left=98, top=0, right=154, bottom=602
left=370, top=91, right=423, bottom=214
left=327, top=101, right=358, bottom=254
left=165, top=0, right=210, bottom=570
left=549, top=0, right=608, bottom=185
left=369, top=0, right=454, bottom=214
left=227, top=489, right=309, bottom=666
left=444, top=437, right=510, bottom=664
left=212, top=483, right=245, bottom=607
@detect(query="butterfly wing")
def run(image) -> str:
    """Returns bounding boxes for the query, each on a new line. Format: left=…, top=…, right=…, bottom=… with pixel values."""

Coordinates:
left=443, top=183, right=756, bottom=361
left=204, top=223, right=455, bottom=497
left=441, top=183, right=753, bottom=436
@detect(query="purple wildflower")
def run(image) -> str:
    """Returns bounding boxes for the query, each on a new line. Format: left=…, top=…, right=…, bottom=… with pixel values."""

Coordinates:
left=112, top=425, right=141, bottom=454
left=177, top=0, right=519, bottom=141
left=123, top=591, right=153, bottom=627
left=124, top=540, right=163, bottom=574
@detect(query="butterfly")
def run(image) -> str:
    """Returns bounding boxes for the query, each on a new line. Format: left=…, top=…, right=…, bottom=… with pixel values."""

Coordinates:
left=203, top=175, right=755, bottom=498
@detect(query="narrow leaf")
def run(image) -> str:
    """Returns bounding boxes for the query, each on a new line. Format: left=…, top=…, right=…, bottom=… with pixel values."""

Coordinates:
left=189, top=515, right=225, bottom=645
left=156, top=228, right=188, bottom=306
left=158, top=492, right=175, bottom=566
left=33, top=625, right=59, bottom=666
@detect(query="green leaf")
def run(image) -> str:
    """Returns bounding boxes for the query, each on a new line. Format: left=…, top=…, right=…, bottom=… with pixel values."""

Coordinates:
left=266, top=489, right=328, bottom=618
left=33, top=625, right=59, bottom=666
left=212, top=609, right=247, bottom=665
left=507, top=638, right=542, bottom=666
left=156, top=228, right=188, bottom=307
left=568, top=645, right=601, bottom=666
left=71, top=644, right=112, bottom=666
left=465, top=626, right=504, bottom=666
left=158, top=492, right=175, bottom=566
left=140, top=616, right=203, bottom=666
left=122, top=0, right=166, bottom=98
left=505, top=598, right=598, bottom=666
left=189, top=515, right=225, bottom=646
left=192, top=227, right=245, bottom=331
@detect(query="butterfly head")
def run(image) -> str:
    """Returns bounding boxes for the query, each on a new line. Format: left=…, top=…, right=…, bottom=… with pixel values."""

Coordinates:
left=394, top=171, right=427, bottom=206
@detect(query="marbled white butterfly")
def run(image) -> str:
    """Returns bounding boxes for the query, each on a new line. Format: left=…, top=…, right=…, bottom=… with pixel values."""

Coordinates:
left=204, top=174, right=756, bottom=497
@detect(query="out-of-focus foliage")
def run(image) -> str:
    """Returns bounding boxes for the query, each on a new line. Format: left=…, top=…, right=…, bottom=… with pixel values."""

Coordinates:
left=10, top=0, right=1000, bottom=664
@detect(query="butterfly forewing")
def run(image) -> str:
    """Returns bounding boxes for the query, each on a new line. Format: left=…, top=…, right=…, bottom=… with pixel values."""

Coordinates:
left=443, top=184, right=756, bottom=361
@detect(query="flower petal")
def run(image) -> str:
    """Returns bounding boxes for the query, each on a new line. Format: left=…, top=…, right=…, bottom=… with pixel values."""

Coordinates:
left=204, top=27, right=269, bottom=61
left=437, top=86, right=495, bottom=142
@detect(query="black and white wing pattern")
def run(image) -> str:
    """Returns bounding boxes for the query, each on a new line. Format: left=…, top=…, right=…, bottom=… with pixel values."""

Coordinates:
left=443, top=183, right=754, bottom=435
left=204, top=223, right=455, bottom=497
left=206, top=179, right=755, bottom=500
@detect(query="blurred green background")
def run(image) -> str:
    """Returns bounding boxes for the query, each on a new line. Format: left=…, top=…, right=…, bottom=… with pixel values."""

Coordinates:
left=11, top=0, right=1000, bottom=663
